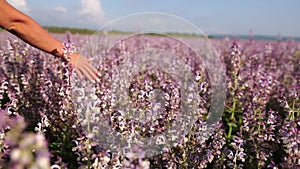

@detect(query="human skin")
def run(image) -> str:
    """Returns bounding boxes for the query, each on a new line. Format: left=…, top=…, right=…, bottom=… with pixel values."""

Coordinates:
left=0, top=0, right=100, bottom=83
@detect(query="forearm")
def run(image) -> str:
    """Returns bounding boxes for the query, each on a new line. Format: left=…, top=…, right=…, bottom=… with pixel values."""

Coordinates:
left=0, top=0, right=100, bottom=82
left=0, top=0, right=64, bottom=59
left=7, top=18, right=65, bottom=59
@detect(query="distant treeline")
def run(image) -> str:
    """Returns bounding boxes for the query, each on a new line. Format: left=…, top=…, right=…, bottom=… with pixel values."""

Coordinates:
left=3, top=26, right=298, bottom=41
left=43, top=26, right=96, bottom=34
left=210, top=34, right=300, bottom=41
left=42, top=26, right=206, bottom=38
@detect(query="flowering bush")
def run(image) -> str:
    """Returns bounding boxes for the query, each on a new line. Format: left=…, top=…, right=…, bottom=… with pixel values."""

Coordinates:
left=0, top=31, right=299, bottom=169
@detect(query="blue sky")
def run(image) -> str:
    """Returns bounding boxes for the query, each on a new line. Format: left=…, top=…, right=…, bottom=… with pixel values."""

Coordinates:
left=7, top=0, right=300, bottom=37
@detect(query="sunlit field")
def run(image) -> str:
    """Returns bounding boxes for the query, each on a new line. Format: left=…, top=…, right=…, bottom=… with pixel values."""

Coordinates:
left=0, top=31, right=299, bottom=169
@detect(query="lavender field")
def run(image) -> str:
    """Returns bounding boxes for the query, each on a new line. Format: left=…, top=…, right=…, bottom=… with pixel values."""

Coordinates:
left=0, top=31, right=299, bottom=169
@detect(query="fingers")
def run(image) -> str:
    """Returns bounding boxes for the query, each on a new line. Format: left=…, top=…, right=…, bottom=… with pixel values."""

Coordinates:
left=71, top=54, right=100, bottom=84
left=87, top=60, right=100, bottom=77
left=81, top=58, right=100, bottom=83
left=79, top=65, right=95, bottom=83
left=75, top=69, right=83, bottom=80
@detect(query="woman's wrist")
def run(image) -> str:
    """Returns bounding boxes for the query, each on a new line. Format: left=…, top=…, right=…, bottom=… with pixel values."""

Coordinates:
left=50, top=42, right=66, bottom=60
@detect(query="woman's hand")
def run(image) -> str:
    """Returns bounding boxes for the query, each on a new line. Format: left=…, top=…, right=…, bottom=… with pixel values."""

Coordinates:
left=68, top=53, right=101, bottom=83
left=0, top=0, right=101, bottom=84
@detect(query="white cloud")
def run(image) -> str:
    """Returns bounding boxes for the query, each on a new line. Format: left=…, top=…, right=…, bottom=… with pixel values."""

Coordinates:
left=54, top=6, right=67, bottom=13
left=7, top=0, right=29, bottom=12
left=80, top=0, right=105, bottom=25
left=20, top=0, right=106, bottom=29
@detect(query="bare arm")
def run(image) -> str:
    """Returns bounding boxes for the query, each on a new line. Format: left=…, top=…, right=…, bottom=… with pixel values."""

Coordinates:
left=0, top=0, right=100, bottom=83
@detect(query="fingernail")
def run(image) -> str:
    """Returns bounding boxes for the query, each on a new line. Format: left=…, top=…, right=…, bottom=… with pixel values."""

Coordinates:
left=96, top=78, right=100, bottom=82
left=97, top=72, right=101, bottom=76
left=92, top=80, right=95, bottom=84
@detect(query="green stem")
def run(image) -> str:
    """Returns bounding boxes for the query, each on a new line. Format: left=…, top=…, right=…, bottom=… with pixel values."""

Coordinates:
left=87, top=110, right=92, bottom=168
left=227, top=95, right=237, bottom=140
left=291, top=99, right=296, bottom=121
left=230, top=99, right=236, bottom=120
left=228, top=125, right=233, bottom=139
left=182, top=128, right=193, bottom=166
